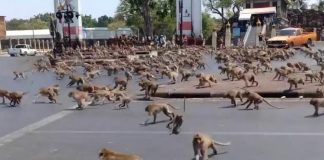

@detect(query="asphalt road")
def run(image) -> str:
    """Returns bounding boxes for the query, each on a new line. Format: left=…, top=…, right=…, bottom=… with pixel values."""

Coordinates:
left=0, top=51, right=323, bottom=160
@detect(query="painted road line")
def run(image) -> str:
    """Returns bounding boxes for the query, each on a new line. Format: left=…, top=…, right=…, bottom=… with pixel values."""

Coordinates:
left=32, top=130, right=324, bottom=136
left=0, top=105, right=77, bottom=147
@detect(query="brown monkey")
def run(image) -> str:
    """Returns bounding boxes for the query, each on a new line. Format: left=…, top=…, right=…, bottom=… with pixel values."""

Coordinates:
left=192, top=133, right=231, bottom=160
left=166, top=114, right=183, bottom=135
left=309, top=98, right=324, bottom=116
left=305, top=72, right=319, bottom=83
left=223, top=89, right=244, bottom=107
left=7, top=91, right=28, bottom=107
left=287, top=77, right=305, bottom=90
left=98, top=148, right=143, bottom=160
left=180, top=69, right=194, bottom=82
left=273, top=68, right=291, bottom=80
left=315, top=88, right=324, bottom=98
left=116, top=94, right=131, bottom=109
left=67, top=75, right=86, bottom=87
left=138, top=80, right=159, bottom=99
left=241, top=90, right=283, bottom=110
left=90, top=90, right=116, bottom=105
left=196, top=73, right=217, bottom=88
left=239, top=73, right=258, bottom=87
left=34, top=84, right=59, bottom=103
left=13, top=71, right=26, bottom=80
left=113, top=76, right=128, bottom=91
left=85, top=70, right=101, bottom=79
left=0, top=89, right=9, bottom=104
left=68, top=91, right=91, bottom=110
left=144, top=103, right=179, bottom=124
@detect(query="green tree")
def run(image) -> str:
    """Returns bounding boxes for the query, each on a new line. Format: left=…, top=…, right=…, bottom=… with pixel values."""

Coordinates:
left=97, top=15, right=114, bottom=27
left=108, top=20, right=126, bottom=31
left=82, top=15, right=97, bottom=28
left=202, top=12, right=220, bottom=39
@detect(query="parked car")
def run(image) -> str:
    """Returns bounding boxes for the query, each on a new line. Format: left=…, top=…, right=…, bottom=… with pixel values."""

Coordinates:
left=8, top=44, right=37, bottom=57
left=267, top=27, right=317, bottom=48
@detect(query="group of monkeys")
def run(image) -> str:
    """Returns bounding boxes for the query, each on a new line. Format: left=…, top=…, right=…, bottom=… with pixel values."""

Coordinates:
left=6, top=46, right=324, bottom=160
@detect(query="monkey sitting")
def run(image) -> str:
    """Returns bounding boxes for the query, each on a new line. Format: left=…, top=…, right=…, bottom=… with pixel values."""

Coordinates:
left=67, top=75, right=86, bottom=87
left=144, top=103, right=178, bottom=124
left=287, top=77, right=305, bottom=90
left=166, top=114, right=183, bottom=135
left=7, top=91, right=28, bottom=107
left=223, top=89, right=244, bottom=107
left=68, top=91, right=91, bottom=110
left=309, top=98, right=324, bottom=116
left=13, top=71, right=26, bottom=80
left=241, top=90, right=282, bottom=110
left=0, top=89, right=9, bottom=104
left=34, top=84, right=59, bottom=103
left=113, top=76, right=128, bottom=91
left=239, top=72, right=258, bottom=87
left=196, top=73, right=217, bottom=88
left=98, top=148, right=143, bottom=160
left=192, top=133, right=231, bottom=160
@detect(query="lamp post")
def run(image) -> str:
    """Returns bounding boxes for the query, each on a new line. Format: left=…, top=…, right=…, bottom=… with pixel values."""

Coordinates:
left=179, top=0, right=183, bottom=46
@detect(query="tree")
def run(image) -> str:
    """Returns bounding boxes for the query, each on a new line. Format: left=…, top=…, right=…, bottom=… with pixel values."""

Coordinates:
left=204, top=0, right=244, bottom=24
left=82, top=15, right=97, bottom=28
left=97, top=15, right=114, bottom=27
left=108, top=20, right=126, bottom=31
left=202, top=12, right=221, bottom=39
left=311, top=0, right=324, bottom=11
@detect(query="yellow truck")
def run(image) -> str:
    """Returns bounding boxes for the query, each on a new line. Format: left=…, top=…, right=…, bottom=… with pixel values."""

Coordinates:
left=267, top=27, right=317, bottom=48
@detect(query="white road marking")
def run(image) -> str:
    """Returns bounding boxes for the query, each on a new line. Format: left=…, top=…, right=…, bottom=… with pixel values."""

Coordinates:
left=0, top=105, right=77, bottom=147
left=32, top=130, right=324, bottom=136
left=131, top=98, right=311, bottom=103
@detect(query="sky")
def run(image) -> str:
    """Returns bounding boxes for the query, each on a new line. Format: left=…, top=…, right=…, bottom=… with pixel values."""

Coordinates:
left=0, top=0, right=120, bottom=20
left=0, top=0, right=320, bottom=20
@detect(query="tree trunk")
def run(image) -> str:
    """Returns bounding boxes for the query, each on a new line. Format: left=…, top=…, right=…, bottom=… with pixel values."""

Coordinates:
left=142, top=1, right=153, bottom=39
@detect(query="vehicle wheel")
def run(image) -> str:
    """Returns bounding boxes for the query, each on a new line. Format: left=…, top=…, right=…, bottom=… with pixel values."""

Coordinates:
left=289, top=42, right=294, bottom=48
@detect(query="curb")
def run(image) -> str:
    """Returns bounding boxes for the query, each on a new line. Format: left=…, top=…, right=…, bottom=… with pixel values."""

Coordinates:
left=154, top=91, right=318, bottom=98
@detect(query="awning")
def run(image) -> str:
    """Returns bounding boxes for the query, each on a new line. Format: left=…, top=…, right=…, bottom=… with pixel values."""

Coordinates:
left=241, top=7, right=276, bottom=15
left=239, top=13, right=252, bottom=20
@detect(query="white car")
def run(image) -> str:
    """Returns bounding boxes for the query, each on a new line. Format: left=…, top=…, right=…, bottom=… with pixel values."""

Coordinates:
left=8, top=44, right=37, bottom=57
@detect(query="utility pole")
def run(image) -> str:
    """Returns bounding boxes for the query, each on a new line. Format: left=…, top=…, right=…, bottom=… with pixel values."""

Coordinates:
left=179, top=0, right=183, bottom=46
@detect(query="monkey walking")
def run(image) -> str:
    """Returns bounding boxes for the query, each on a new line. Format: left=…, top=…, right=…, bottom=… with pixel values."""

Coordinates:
left=309, top=98, right=324, bottom=116
left=144, top=103, right=179, bottom=124
left=241, top=90, right=283, bottom=110
left=116, top=95, right=131, bottom=109
left=192, top=133, right=231, bottom=160
left=67, top=75, right=85, bottom=87
left=34, top=85, right=59, bottom=103
left=287, top=77, right=305, bottom=90
left=99, top=148, right=143, bottom=160
left=166, top=114, right=183, bottom=135
left=13, top=71, right=26, bottom=80
left=0, top=89, right=9, bottom=104
left=223, top=89, right=244, bottom=107
left=68, top=91, right=92, bottom=110
left=7, top=91, right=28, bottom=107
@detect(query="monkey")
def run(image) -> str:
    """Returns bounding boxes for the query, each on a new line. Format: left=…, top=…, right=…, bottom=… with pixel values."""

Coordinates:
left=315, top=88, right=324, bottom=98
left=239, top=72, right=258, bottom=87
left=34, top=84, right=59, bottom=103
left=179, top=69, right=195, bottom=82
left=144, top=103, right=178, bottom=124
left=192, top=133, right=231, bottom=160
left=241, top=90, right=283, bottom=110
left=85, top=70, right=101, bottom=79
left=7, top=91, right=28, bottom=107
left=196, top=73, right=217, bottom=88
left=309, top=98, right=324, bottom=116
left=273, top=68, right=291, bottom=80
left=166, top=114, right=183, bottom=135
left=68, top=91, right=91, bottom=110
left=0, top=89, right=9, bottom=104
left=260, top=62, right=273, bottom=72
left=138, top=80, right=159, bottom=99
left=13, top=71, right=26, bottom=80
left=90, top=90, right=116, bottom=105
left=34, top=63, right=50, bottom=72
left=98, top=148, right=143, bottom=160
left=305, top=72, right=319, bottom=83
left=125, top=70, right=133, bottom=81
left=67, top=75, right=86, bottom=87
left=287, top=77, right=305, bottom=90
left=76, top=84, right=96, bottom=93
left=228, top=67, right=244, bottom=81
left=113, top=76, right=128, bottom=91
left=223, top=89, right=244, bottom=107
left=54, top=68, right=68, bottom=80
left=116, top=95, right=131, bottom=109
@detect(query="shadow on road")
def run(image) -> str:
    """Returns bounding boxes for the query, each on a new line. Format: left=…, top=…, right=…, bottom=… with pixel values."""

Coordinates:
left=140, top=119, right=170, bottom=126
left=305, top=113, right=324, bottom=118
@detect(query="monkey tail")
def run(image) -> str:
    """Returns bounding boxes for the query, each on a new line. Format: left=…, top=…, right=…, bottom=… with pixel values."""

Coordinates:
left=213, top=140, right=231, bottom=146
left=166, top=103, right=180, bottom=110
left=263, top=99, right=283, bottom=109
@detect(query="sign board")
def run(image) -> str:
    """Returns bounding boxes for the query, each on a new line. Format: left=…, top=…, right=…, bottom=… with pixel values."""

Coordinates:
left=0, top=16, right=5, bottom=39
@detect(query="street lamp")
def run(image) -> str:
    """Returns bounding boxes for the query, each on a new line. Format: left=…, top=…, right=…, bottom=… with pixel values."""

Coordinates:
left=55, top=2, right=80, bottom=47
left=179, top=0, right=183, bottom=46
